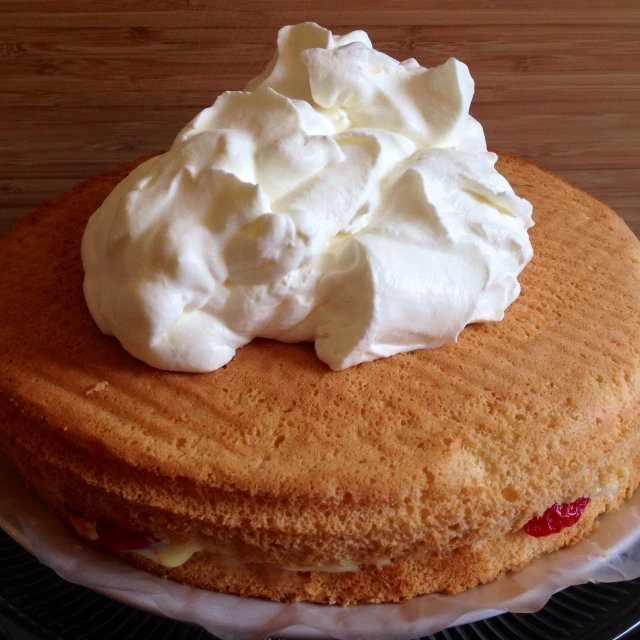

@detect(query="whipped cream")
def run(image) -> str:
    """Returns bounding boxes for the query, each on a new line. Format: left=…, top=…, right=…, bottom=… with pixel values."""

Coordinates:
left=82, top=22, right=533, bottom=372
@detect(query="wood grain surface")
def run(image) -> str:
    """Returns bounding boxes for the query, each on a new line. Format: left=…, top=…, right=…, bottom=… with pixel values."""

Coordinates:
left=0, top=0, right=638, bottom=238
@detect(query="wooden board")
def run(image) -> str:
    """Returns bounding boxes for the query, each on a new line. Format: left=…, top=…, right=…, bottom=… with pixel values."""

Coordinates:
left=0, top=0, right=638, bottom=237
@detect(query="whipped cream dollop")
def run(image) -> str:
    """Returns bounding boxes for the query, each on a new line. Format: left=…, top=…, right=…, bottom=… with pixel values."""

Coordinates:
left=82, top=22, right=534, bottom=372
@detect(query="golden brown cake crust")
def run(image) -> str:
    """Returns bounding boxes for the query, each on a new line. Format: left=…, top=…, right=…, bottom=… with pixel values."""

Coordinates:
left=0, top=153, right=639, bottom=603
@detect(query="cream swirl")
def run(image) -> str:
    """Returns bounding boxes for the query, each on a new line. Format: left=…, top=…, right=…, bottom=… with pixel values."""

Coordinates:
left=82, top=22, right=533, bottom=372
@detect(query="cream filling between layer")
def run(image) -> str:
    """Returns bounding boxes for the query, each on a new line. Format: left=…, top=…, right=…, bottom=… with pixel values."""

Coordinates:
left=283, top=557, right=392, bottom=573
left=66, top=515, right=388, bottom=572
left=588, top=467, right=628, bottom=501
left=136, top=541, right=204, bottom=569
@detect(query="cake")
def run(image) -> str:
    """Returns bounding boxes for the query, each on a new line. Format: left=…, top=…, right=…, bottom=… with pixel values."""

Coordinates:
left=0, top=151, right=638, bottom=604
left=0, top=23, right=638, bottom=606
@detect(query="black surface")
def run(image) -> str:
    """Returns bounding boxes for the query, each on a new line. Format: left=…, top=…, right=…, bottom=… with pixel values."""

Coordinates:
left=1, top=529, right=640, bottom=640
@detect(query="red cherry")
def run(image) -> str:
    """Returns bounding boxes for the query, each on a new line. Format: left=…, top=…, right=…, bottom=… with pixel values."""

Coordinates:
left=523, top=497, right=591, bottom=537
left=96, top=519, right=160, bottom=551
